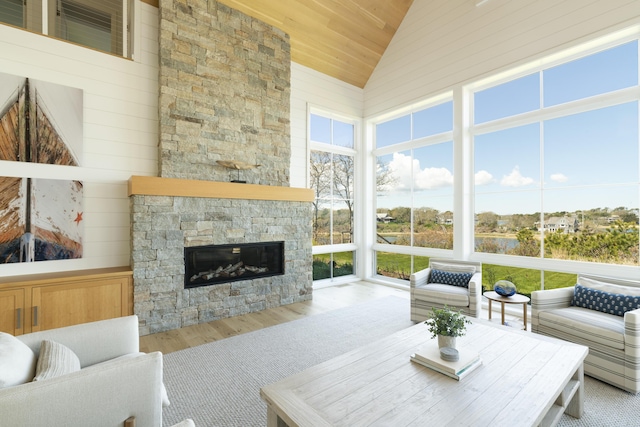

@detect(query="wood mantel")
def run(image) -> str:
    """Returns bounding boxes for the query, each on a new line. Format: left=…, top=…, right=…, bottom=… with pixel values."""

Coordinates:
left=128, top=176, right=314, bottom=202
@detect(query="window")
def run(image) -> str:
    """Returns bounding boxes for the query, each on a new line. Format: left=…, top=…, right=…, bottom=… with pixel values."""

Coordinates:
left=313, top=251, right=354, bottom=280
left=55, top=0, right=126, bottom=56
left=310, top=111, right=358, bottom=281
left=482, top=263, right=577, bottom=298
left=472, top=41, right=639, bottom=267
left=0, top=0, right=130, bottom=58
left=373, top=100, right=454, bottom=280
left=375, top=252, right=430, bottom=281
left=366, top=32, right=639, bottom=290
left=0, top=0, right=25, bottom=28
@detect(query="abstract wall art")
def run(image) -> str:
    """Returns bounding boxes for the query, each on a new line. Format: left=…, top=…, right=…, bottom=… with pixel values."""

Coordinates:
left=0, top=72, right=84, bottom=263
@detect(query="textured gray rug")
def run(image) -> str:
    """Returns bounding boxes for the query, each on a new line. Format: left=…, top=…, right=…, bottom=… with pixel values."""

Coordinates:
left=162, top=296, right=640, bottom=426
left=558, top=375, right=640, bottom=426
left=162, top=296, right=413, bottom=426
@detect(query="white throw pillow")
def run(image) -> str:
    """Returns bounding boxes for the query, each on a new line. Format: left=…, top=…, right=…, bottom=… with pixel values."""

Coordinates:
left=430, top=261, right=476, bottom=274
left=33, top=340, right=81, bottom=381
left=0, top=332, right=37, bottom=388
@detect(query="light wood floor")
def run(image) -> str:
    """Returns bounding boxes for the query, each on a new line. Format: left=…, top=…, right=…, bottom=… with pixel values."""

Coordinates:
left=139, top=281, right=409, bottom=354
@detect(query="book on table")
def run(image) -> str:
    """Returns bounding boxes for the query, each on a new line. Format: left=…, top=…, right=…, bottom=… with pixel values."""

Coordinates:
left=410, top=340, right=481, bottom=380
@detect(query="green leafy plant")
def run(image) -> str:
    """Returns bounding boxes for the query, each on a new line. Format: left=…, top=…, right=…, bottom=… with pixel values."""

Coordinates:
left=425, top=306, right=471, bottom=338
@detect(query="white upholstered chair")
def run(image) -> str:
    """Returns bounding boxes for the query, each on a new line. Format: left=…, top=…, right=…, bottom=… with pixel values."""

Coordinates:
left=410, top=259, right=483, bottom=322
left=532, top=274, right=640, bottom=394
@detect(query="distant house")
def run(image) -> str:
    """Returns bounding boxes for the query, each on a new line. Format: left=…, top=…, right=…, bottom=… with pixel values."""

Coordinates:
left=438, top=215, right=453, bottom=225
left=376, top=213, right=394, bottom=223
left=543, top=216, right=579, bottom=233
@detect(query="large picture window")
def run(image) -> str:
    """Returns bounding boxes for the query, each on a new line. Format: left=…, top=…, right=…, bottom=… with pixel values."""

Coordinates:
left=310, top=111, right=357, bottom=281
left=367, top=33, right=640, bottom=289
left=373, top=100, right=454, bottom=280
left=472, top=40, right=639, bottom=266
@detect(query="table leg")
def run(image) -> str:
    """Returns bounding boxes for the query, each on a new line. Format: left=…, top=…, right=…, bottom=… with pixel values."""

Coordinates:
left=267, top=406, right=278, bottom=427
left=500, top=302, right=505, bottom=326
left=488, top=299, right=492, bottom=321
left=523, top=302, right=528, bottom=331
left=566, top=364, right=584, bottom=418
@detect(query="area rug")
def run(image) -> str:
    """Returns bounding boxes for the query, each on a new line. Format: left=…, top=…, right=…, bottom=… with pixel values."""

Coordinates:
left=558, top=375, right=640, bottom=426
left=162, top=296, right=640, bottom=426
left=162, top=296, right=413, bottom=426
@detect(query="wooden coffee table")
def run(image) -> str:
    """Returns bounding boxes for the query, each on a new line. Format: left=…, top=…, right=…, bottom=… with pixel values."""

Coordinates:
left=261, top=320, right=587, bottom=426
left=484, top=291, right=531, bottom=330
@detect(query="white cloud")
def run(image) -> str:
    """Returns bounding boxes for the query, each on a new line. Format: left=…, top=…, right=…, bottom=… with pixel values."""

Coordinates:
left=550, top=173, right=569, bottom=183
left=474, top=170, right=494, bottom=186
left=501, top=166, right=534, bottom=187
left=388, top=152, right=414, bottom=190
left=387, top=152, right=453, bottom=191
left=415, top=167, right=453, bottom=189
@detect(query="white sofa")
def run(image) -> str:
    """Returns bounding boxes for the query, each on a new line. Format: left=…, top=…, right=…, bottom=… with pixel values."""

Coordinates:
left=532, top=274, right=640, bottom=394
left=410, top=259, right=483, bottom=322
left=0, top=315, right=166, bottom=426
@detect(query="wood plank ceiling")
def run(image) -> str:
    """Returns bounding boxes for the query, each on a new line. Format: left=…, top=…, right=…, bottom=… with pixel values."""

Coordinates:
left=216, top=0, right=414, bottom=88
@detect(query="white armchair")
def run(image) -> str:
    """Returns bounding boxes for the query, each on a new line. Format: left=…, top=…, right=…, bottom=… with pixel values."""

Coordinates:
left=0, top=315, right=165, bottom=426
left=532, top=274, right=640, bottom=394
left=410, top=259, right=482, bottom=322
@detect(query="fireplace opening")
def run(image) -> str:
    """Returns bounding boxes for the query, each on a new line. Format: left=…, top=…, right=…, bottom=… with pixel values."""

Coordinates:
left=184, top=241, right=284, bottom=288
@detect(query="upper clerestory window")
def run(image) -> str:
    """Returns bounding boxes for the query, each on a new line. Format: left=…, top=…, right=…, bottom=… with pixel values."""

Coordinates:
left=0, top=0, right=132, bottom=58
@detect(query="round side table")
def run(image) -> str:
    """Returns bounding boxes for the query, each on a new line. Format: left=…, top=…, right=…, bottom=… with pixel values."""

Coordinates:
left=483, top=291, right=530, bottom=330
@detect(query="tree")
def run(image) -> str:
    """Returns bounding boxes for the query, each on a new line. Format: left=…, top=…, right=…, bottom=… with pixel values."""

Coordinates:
left=311, top=153, right=398, bottom=244
left=332, top=154, right=355, bottom=239
left=376, top=157, right=398, bottom=192
left=476, top=211, right=499, bottom=232
left=390, top=207, right=411, bottom=223
left=510, top=228, right=540, bottom=257
left=414, top=207, right=440, bottom=226
left=544, top=220, right=639, bottom=264
left=309, top=151, right=332, bottom=241
left=508, top=214, right=537, bottom=231
left=621, top=211, right=639, bottom=223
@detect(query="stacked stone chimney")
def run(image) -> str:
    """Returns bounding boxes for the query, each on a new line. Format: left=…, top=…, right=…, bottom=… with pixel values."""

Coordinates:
left=130, top=0, right=312, bottom=335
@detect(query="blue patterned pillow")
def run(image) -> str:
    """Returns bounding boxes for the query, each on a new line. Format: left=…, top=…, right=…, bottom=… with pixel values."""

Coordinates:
left=428, top=269, right=472, bottom=288
left=571, top=283, right=640, bottom=317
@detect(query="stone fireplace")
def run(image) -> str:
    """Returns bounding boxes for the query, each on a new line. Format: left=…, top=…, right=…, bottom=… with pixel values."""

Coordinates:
left=129, top=1, right=312, bottom=335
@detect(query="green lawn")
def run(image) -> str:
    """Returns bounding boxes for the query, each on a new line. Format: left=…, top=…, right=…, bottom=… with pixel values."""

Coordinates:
left=482, top=263, right=576, bottom=298
left=313, top=252, right=354, bottom=280
left=374, top=254, right=577, bottom=298
left=314, top=252, right=578, bottom=297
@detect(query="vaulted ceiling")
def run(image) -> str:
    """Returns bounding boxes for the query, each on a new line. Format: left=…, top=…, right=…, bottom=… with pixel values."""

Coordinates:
left=216, top=0, right=414, bottom=88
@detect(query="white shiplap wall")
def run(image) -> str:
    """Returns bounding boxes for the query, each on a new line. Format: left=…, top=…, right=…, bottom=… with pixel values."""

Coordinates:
left=364, top=0, right=640, bottom=117
left=0, top=1, right=159, bottom=277
left=289, top=62, right=363, bottom=187
left=0, top=3, right=364, bottom=278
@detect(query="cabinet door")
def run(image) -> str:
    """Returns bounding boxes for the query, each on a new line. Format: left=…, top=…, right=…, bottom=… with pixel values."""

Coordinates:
left=0, top=288, right=25, bottom=335
left=31, top=277, right=129, bottom=332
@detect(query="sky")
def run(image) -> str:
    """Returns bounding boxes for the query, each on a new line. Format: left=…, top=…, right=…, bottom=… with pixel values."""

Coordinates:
left=373, top=40, right=639, bottom=216
left=309, top=41, right=640, bottom=217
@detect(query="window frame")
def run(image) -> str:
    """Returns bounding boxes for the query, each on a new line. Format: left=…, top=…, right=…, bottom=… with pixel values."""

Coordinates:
left=308, top=106, right=360, bottom=285
left=365, top=27, right=640, bottom=288
left=370, top=94, right=456, bottom=282
left=466, top=30, right=640, bottom=280
left=0, top=0, right=130, bottom=58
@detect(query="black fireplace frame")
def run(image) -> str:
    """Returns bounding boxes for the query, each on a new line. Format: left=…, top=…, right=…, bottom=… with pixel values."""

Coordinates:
left=184, top=241, right=285, bottom=288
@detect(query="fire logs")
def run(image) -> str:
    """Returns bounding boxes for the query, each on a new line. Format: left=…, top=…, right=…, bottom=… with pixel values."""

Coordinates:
left=189, top=261, right=268, bottom=283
